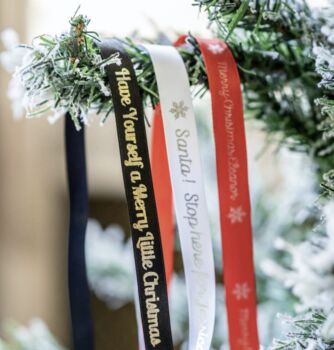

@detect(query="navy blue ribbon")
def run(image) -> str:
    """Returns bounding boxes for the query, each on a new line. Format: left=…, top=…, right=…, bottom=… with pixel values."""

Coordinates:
left=65, top=113, right=94, bottom=350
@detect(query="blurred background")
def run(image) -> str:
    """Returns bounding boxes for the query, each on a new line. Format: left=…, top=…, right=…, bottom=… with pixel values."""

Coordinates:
left=0, top=0, right=326, bottom=349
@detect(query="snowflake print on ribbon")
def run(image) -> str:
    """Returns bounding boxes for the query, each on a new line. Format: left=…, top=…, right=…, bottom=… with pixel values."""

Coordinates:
left=227, top=206, right=246, bottom=224
left=169, top=101, right=189, bottom=119
left=207, top=43, right=225, bottom=55
left=233, top=283, right=251, bottom=301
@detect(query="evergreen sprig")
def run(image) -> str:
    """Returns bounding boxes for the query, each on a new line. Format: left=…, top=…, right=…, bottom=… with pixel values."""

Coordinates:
left=193, top=0, right=313, bottom=40
left=271, top=311, right=334, bottom=350
left=18, top=13, right=121, bottom=129
left=17, top=13, right=210, bottom=128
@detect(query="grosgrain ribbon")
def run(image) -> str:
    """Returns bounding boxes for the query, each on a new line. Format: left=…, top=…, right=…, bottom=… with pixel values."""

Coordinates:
left=152, top=36, right=260, bottom=349
left=99, top=39, right=173, bottom=350
left=144, top=44, right=216, bottom=350
left=65, top=113, right=94, bottom=350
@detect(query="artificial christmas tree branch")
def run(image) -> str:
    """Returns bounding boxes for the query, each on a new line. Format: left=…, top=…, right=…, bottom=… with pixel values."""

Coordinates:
left=193, top=0, right=315, bottom=40
left=10, top=1, right=334, bottom=196
left=270, top=311, right=334, bottom=350
left=193, top=0, right=334, bottom=196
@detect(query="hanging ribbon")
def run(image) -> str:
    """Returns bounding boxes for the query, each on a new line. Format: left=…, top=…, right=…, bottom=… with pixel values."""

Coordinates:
left=99, top=39, right=173, bottom=350
left=65, top=113, right=94, bottom=350
left=133, top=105, right=175, bottom=350
left=151, top=104, right=174, bottom=286
left=136, top=106, right=174, bottom=350
left=143, top=44, right=216, bottom=350
left=152, top=36, right=260, bottom=349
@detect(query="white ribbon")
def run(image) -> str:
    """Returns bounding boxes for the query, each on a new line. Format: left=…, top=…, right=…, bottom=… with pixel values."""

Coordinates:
left=142, top=44, right=216, bottom=350
left=134, top=273, right=146, bottom=350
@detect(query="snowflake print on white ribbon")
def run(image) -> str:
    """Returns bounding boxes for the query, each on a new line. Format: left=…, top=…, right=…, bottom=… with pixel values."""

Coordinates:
left=207, top=43, right=225, bottom=55
left=233, top=283, right=251, bottom=300
left=227, top=206, right=246, bottom=224
left=169, top=100, right=189, bottom=119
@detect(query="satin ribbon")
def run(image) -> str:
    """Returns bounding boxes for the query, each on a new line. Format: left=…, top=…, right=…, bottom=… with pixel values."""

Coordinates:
left=65, top=113, right=94, bottom=350
left=194, top=37, right=259, bottom=350
left=144, top=44, right=216, bottom=350
left=99, top=39, right=173, bottom=350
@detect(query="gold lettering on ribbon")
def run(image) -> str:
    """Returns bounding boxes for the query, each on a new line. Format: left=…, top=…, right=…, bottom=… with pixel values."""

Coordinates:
left=136, top=232, right=156, bottom=270
left=115, top=67, right=132, bottom=106
left=132, top=184, right=149, bottom=232
left=115, top=66, right=162, bottom=347
left=144, top=271, right=161, bottom=347
left=130, top=170, right=141, bottom=184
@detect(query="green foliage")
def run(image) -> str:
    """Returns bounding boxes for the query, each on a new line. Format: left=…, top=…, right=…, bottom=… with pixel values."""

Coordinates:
left=193, top=0, right=314, bottom=39
left=124, top=35, right=209, bottom=108
left=13, top=1, right=334, bottom=196
left=18, top=14, right=211, bottom=128
left=271, top=311, right=334, bottom=350
left=18, top=13, right=120, bottom=129
left=194, top=0, right=334, bottom=196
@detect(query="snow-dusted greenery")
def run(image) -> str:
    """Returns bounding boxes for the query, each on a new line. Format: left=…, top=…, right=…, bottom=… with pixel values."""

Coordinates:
left=262, top=201, right=334, bottom=313
left=85, top=220, right=134, bottom=309
left=0, top=15, right=121, bottom=129
left=85, top=219, right=190, bottom=346
left=194, top=0, right=334, bottom=199
left=0, top=319, right=65, bottom=350
left=85, top=218, right=227, bottom=348
left=0, top=29, right=29, bottom=119
left=1, top=0, right=334, bottom=195
left=270, top=311, right=334, bottom=350
left=2, top=1, right=334, bottom=196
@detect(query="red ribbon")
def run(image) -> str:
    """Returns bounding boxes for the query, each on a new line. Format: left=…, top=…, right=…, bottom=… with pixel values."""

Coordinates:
left=152, top=36, right=259, bottom=349
left=195, top=36, right=259, bottom=350
left=151, top=104, right=174, bottom=286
